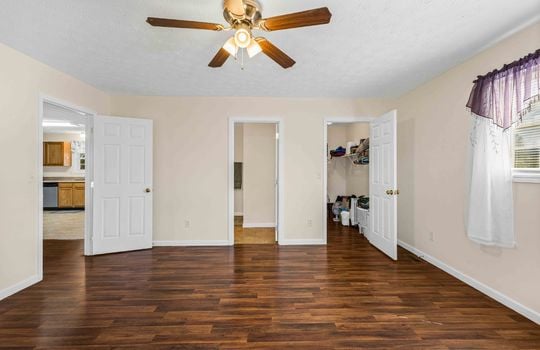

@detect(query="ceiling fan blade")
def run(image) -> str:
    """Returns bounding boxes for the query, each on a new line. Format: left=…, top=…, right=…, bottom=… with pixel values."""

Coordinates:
left=147, top=17, right=223, bottom=31
left=224, top=0, right=246, bottom=17
left=260, top=7, right=332, bottom=31
left=209, top=48, right=231, bottom=68
left=255, top=38, right=295, bottom=69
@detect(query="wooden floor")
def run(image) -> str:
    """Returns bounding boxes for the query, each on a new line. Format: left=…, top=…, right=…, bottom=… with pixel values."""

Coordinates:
left=234, top=216, right=276, bottom=245
left=1, top=223, right=539, bottom=349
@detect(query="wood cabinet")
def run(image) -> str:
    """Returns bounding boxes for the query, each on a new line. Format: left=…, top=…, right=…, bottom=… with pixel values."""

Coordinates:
left=58, top=182, right=85, bottom=208
left=43, top=142, right=72, bottom=166
left=73, top=183, right=85, bottom=208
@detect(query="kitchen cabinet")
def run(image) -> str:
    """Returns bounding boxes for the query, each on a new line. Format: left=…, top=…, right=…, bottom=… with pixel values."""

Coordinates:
left=43, top=142, right=72, bottom=166
left=73, top=183, right=85, bottom=208
left=58, top=182, right=85, bottom=208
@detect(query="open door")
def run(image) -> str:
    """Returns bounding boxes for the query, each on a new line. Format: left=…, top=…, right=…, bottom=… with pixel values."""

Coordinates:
left=275, top=124, right=279, bottom=243
left=369, top=110, right=398, bottom=260
left=92, top=116, right=153, bottom=255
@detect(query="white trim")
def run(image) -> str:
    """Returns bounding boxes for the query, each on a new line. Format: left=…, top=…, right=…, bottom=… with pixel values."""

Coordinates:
left=279, top=239, right=326, bottom=246
left=153, top=240, right=231, bottom=247
left=513, top=169, right=540, bottom=183
left=37, top=95, right=97, bottom=286
left=0, top=275, right=41, bottom=301
left=242, top=223, right=276, bottom=228
left=323, top=116, right=375, bottom=245
left=228, top=117, right=284, bottom=246
left=398, top=240, right=540, bottom=325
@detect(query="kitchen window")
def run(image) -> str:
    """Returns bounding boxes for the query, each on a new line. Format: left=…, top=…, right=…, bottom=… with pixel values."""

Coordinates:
left=513, top=102, right=540, bottom=183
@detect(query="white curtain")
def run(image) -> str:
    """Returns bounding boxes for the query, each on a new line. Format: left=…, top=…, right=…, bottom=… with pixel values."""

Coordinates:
left=466, top=115, right=515, bottom=247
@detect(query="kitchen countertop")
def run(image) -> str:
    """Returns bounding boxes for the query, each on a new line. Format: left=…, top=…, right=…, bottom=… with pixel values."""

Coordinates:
left=43, top=177, right=85, bottom=183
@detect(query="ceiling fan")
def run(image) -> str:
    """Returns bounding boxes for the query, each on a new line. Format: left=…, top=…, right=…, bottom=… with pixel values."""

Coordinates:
left=146, top=0, right=332, bottom=69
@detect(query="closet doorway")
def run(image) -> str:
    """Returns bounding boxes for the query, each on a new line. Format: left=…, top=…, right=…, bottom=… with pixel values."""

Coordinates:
left=323, top=113, right=398, bottom=260
left=228, top=118, right=284, bottom=245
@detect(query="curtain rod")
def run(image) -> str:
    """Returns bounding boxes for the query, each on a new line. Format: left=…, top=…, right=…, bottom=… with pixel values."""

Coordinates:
left=473, top=48, right=540, bottom=83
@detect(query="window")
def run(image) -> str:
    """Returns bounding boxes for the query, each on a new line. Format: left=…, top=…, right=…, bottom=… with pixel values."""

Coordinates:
left=513, top=103, right=540, bottom=183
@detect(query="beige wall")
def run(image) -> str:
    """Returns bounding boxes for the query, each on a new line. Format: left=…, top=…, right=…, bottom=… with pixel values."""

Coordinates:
left=388, top=22, right=540, bottom=314
left=234, top=124, right=243, bottom=215
left=109, top=96, right=387, bottom=244
left=243, top=123, right=276, bottom=226
left=0, top=42, right=109, bottom=294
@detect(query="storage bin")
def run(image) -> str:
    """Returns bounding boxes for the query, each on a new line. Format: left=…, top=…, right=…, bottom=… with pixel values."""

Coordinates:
left=356, top=207, right=369, bottom=234
left=341, top=211, right=350, bottom=226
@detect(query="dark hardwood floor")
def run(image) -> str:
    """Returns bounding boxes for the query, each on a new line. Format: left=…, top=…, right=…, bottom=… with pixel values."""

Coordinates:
left=1, top=223, right=539, bottom=349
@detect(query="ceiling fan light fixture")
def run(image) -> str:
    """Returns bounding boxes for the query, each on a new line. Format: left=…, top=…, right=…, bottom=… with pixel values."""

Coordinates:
left=234, top=27, right=251, bottom=48
left=223, top=36, right=238, bottom=56
left=246, top=38, right=262, bottom=58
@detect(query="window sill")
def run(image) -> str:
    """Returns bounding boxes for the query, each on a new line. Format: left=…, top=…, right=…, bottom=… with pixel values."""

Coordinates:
left=513, top=169, right=540, bottom=184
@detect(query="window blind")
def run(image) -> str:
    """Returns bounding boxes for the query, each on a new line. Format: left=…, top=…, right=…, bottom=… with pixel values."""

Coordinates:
left=514, top=103, right=540, bottom=169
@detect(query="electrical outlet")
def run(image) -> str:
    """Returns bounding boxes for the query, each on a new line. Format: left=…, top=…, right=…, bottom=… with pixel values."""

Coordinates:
left=429, top=231, right=434, bottom=242
left=184, top=220, right=191, bottom=229
left=307, top=219, right=313, bottom=228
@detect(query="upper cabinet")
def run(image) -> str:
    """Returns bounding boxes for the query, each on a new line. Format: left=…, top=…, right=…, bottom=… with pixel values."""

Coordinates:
left=43, top=142, right=72, bottom=166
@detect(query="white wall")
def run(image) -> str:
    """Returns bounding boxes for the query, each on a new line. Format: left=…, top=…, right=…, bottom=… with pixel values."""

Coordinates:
left=243, top=123, right=276, bottom=227
left=388, top=22, right=540, bottom=317
left=327, top=125, right=347, bottom=202
left=346, top=123, right=370, bottom=196
left=109, top=96, right=388, bottom=244
left=0, top=42, right=109, bottom=297
left=327, top=123, right=370, bottom=203
left=43, top=132, right=85, bottom=178
left=234, top=123, right=243, bottom=215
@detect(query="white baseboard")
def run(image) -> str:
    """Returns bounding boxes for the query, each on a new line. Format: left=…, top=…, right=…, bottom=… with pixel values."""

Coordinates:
left=242, top=223, right=276, bottom=228
left=0, top=275, right=41, bottom=301
left=279, top=239, right=326, bottom=246
left=398, top=240, right=540, bottom=325
left=153, top=240, right=231, bottom=247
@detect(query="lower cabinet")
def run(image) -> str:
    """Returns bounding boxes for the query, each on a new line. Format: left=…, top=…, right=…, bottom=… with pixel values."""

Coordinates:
left=58, top=182, right=85, bottom=208
left=73, top=183, right=85, bottom=208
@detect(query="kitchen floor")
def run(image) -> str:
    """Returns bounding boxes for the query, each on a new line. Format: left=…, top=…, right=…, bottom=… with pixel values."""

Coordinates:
left=43, top=210, right=84, bottom=240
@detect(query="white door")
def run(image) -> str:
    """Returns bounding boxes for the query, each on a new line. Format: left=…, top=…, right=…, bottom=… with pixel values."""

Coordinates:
left=369, top=110, right=398, bottom=260
left=92, top=116, right=153, bottom=255
left=275, top=124, right=279, bottom=242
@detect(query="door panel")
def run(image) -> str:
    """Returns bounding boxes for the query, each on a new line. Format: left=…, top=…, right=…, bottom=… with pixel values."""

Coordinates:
left=369, top=110, right=398, bottom=260
left=92, top=116, right=153, bottom=255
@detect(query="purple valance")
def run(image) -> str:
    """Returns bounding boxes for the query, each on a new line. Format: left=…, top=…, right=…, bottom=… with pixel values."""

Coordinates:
left=467, top=49, right=540, bottom=129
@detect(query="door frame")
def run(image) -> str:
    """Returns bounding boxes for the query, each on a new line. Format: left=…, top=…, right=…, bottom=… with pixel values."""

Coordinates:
left=228, top=117, right=284, bottom=245
left=323, top=116, right=374, bottom=244
left=38, top=94, right=96, bottom=280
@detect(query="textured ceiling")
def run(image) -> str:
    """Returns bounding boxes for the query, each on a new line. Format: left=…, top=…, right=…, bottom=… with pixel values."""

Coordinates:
left=0, top=0, right=539, bottom=97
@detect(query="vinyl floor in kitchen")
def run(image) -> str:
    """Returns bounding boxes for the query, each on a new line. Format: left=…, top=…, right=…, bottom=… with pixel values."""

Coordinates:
left=43, top=210, right=85, bottom=240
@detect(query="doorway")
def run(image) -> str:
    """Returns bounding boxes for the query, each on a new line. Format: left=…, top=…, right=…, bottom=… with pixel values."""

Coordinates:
left=228, top=118, right=284, bottom=245
left=39, top=97, right=95, bottom=270
left=326, top=120, right=371, bottom=240
left=323, top=112, right=398, bottom=260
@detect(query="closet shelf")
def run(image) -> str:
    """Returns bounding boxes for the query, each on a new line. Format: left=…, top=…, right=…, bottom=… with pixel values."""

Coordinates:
left=328, top=153, right=369, bottom=165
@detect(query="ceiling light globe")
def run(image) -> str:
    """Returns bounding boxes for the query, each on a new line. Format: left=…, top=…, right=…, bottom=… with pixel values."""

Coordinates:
left=234, top=28, right=251, bottom=48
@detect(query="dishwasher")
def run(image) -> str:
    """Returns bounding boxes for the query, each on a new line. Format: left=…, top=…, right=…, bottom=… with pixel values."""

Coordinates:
left=43, top=183, right=58, bottom=209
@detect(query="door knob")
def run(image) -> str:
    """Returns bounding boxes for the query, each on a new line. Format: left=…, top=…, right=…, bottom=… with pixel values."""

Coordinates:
left=386, top=190, right=394, bottom=195
left=145, top=188, right=151, bottom=193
